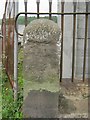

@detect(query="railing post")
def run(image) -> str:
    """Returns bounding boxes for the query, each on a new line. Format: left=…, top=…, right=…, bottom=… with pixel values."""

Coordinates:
left=72, top=1, right=77, bottom=82
left=14, top=1, right=19, bottom=100
left=83, top=2, right=88, bottom=82
left=60, top=0, right=64, bottom=82
left=36, top=0, right=40, bottom=19
left=48, top=0, right=52, bottom=20
left=24, top=0, right=28, bottom=27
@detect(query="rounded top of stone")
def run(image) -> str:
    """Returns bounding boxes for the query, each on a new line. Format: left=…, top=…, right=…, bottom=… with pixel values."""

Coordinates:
left=24, top=19, right=61, bottom=43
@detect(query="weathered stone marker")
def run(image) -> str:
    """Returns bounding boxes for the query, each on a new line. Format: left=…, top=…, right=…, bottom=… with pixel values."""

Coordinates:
left=23, top=19, right=77, bottom=118
left=23, top=19, right=61, bottom=94
left=23, top=19, right=60, bottom=117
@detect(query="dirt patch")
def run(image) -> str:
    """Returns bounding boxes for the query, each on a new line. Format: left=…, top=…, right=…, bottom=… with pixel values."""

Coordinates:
left=60, top=79, right=89, bottom=118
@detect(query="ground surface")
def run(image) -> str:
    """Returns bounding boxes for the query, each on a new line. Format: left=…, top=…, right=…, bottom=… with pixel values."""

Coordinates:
left=59, top=79, right=89, bottom=118
left=23, top=79, right=89, bottom=118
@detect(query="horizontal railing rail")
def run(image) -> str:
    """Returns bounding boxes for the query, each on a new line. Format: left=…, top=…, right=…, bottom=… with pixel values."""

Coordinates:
left=15, top=11, right=90, bottom=83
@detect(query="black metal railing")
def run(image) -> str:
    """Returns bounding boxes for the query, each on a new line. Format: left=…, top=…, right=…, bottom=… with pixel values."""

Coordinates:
left=15, top=1, right=90, bottom=83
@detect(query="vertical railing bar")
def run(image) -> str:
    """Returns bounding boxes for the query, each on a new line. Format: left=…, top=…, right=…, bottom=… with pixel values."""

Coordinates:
left=14, top=1, right=19, bottom=100
left=8, top=1, right=11, bottom=73
left=8, top=1, right=11, bottom=18
left=5, top=0, right=8, bottom=15
left=60, top=0, right=64, bottom=82
left=24, top=0, right=28, bottom=27
left=7, top=1, right=11, bottom=84
left=36, top=0, right=40, bottom=19
left=83, top=2, right=88, bottom=82
left=2, top=18, right=4, bottom=65
left=4, top=14, right=6, bottom=69
left=49, top=0, right=52, bottom=20
left=13, top=1, right=15, bottom=17
left=12, top=1, right=15, bottom=87
left=1, top=18, right=4, bottom=64
left=9, top=1, right=14, bottom=17
left=72, top=2, right=76, bottom=82
left=7, top=3, right=10, bottom=73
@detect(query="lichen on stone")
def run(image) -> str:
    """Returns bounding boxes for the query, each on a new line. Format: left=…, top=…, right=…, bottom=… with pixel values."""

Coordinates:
left=23, top=19, right=61, bottom=44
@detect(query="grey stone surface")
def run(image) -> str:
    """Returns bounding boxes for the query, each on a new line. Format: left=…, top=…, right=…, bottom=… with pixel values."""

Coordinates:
left=23, top=90, right=76, bottom=118
left=57, top=2, right=90, bottom=79
left=74, top=2, right=90, bottom=79
left=57, top=2, right=73, bottom=78
left=75, top=2, right=85, bottom=77
left=23, top=19, right=61, bottom=93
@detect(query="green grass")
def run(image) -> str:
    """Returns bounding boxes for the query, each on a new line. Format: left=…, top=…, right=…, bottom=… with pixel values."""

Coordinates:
left=2, top=71, right=23, bottom=119
left=2, top=48, right=23, bottom=119
left=0, top=67, right=2, bottom=119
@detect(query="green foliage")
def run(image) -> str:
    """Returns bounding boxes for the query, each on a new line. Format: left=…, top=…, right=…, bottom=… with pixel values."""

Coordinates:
left=0, top=16, right=57, bottom=25
left=0, top=68, right=2, bottom=119
left=2, top=69, right=23, bottom=119
left=17, top=16, right=57, bottom=25
left=2, top=48, right=23, bottom=119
